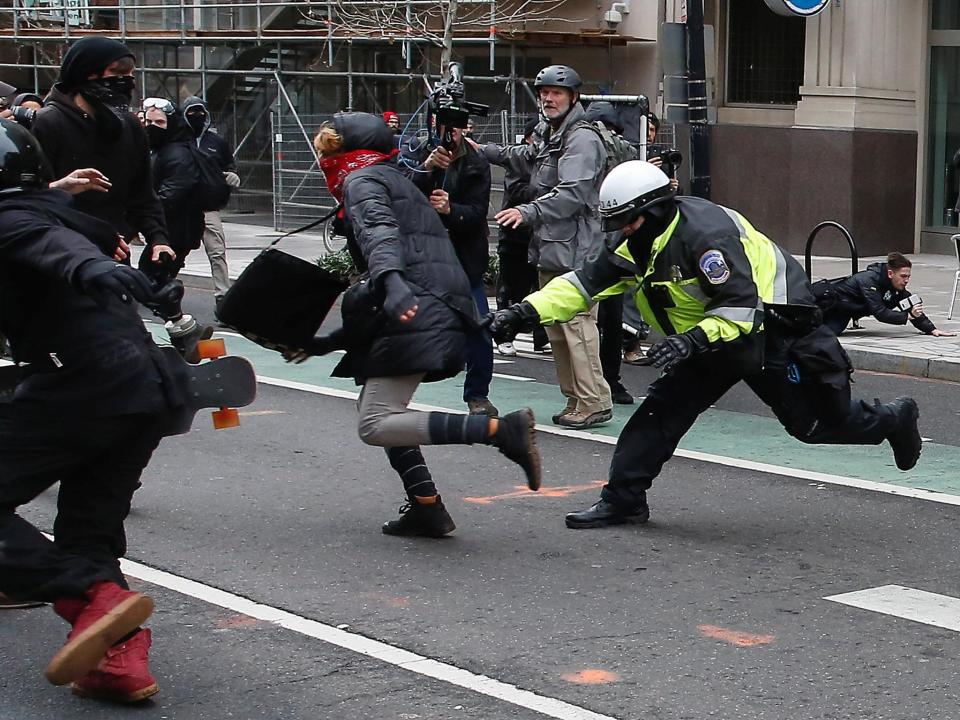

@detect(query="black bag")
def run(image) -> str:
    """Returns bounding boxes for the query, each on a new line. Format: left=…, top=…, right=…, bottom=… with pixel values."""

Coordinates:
left=217, top=247, right=348, bottom=351
left=188, top=144, right=232, bottom=212
left=809, top=277, right=841, bottom=312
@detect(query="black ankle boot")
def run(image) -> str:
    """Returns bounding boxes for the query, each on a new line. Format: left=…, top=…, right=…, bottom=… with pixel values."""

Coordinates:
left=491, top=408, right=541, bottom=491
left=382, top=496, right=456, bottom=538
left=887, top=397, right=921, bottom=471
left=565, top=497, right=650, bottom=529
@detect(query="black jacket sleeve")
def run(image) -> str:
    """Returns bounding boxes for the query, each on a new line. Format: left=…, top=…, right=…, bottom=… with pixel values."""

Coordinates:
left=910, top=313, right=937, bottom=334
left=858, top=274, right=908, bottom=325
left=0, top=207, right=107, bottom=285
left=126, top=122, right=170, bottom=246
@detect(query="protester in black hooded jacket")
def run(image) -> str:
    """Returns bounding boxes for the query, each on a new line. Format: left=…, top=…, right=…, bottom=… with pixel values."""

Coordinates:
left=142, top=98, right=203, bottom=274
left=31, top=37, right=170, bottom=258
left=287, top=111, right=541, bottom=540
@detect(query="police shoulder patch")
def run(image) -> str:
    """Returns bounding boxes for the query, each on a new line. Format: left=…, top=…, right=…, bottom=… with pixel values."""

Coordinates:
left=699, top=249, right=731, bottom=285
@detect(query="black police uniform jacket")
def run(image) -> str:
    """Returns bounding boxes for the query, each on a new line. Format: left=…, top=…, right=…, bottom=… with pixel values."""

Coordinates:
left=0, top=190, right=176, bottom=415
left=403, top=141, right=492, bottom=287
left=832, top=262, right=935, bottom=334
left=32, top=85, right=169, bottom=247
left=335, top=159, right=475, bottom=384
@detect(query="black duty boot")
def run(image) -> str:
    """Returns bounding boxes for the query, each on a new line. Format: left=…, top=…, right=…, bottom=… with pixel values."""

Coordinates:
left=565, top=497, right=650, bottom=529
left=887, top=397, right=921, bottom=471
left=610, top=382, right=635, bottom=405
left=382, top=496, right=456, bottom=538
left=492, top=408, right=542, bottom=491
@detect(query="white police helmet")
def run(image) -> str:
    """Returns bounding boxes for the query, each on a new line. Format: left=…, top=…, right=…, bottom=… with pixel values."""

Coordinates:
left=598, top=160, right=675, bottom=232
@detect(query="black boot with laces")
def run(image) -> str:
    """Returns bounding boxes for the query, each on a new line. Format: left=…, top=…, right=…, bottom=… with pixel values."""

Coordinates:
left=382, top=496, right=456, bottom=538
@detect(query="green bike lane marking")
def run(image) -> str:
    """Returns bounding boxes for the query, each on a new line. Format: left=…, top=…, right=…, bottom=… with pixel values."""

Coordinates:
left=149, top=325, right=960, bottom=502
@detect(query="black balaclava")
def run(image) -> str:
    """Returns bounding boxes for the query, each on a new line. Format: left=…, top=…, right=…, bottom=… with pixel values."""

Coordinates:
left=625, top=198, right=679, bottom=269
left=59, top=37, right=136, bottom=138
left=182, top=96, right=210, bottom=139
left=147, top=108, right=192, bottom=150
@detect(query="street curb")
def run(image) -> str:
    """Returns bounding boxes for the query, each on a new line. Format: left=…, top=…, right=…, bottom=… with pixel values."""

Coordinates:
left=845, top=346, right=960, bottom=383
left=180, top=270, right=958, bottom=384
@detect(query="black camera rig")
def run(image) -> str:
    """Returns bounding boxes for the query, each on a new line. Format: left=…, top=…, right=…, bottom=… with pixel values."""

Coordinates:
left=427, top=63, right=489, bottom=151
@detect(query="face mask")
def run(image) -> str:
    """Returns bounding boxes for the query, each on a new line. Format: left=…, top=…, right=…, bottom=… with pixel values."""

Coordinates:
left=185, top=112, right=207, bottom=137
left=83, top=75, right=136, bottom=110
left=145, top=123, right=167, bottom=149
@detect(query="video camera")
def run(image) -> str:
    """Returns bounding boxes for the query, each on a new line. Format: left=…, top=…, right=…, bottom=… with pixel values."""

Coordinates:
left=428, top=63, right=489, bottom=151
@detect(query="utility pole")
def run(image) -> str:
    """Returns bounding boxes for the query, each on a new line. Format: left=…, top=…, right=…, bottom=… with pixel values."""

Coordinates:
left=686, top=0, right=711, bottom=199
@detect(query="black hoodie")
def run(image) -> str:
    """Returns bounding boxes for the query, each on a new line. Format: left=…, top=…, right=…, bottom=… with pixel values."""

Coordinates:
left=182, top=95, right=236, bottom=174
left=32, top=84, right=168, bottom=247
left=147, top=110, right=204, bottom=255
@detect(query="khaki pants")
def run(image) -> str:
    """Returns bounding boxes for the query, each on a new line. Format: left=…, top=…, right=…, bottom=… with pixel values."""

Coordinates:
left=539, top=271, right=612, bottom=415
left=202, top=211, right=231, bottom=300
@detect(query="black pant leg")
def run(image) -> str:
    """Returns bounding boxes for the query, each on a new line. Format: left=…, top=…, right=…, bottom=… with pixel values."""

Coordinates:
left=54, top=415, right=164, bottom=590
left=0, top=408, right=162, bottom=601
left=602, top=358, right=739, bottom=507
left=745, top=369, right=896, bottom=445
left=597, top=297, right=624, bottom=386
left=497, top=250, right=531, bottom=309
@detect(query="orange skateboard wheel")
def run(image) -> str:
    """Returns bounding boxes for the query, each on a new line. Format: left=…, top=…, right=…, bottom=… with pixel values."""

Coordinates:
left=196, top=338, right=226, bottom=360
left=212, top=407, right=240, bottom=429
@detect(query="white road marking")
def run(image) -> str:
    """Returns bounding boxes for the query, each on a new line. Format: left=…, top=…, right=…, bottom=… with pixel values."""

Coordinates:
left=825, top=585, right=960, bottom=632
left=492, top=372, right=536, bottom=382
left=257, top=375, right=960, bottom=508
left=118, top=556, right=619, bottom=720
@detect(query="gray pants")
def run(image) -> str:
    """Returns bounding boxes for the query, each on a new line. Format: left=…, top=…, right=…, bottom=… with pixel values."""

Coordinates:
left=357, top=374, right=431, bottom=446
left=202, top=211, right=231, bottom=299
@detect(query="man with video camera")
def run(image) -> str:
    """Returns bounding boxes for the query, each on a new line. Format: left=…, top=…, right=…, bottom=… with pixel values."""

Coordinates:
left=820, top=252, right=954, bottom=337
left=401, top=67, right=498, bottom=417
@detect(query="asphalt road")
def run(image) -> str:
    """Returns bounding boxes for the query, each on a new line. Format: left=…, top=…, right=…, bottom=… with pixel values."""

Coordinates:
left=2, top=285, right=959, bottom=720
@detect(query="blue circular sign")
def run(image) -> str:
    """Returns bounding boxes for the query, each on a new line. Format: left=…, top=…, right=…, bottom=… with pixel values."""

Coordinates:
left=763, top=0, right=831, bottom=17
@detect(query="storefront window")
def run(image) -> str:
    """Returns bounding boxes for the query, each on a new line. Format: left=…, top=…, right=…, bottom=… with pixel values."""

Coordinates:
left=932, top=0, right=960, bottom=30
left=925, top=46, right=960, bottom=229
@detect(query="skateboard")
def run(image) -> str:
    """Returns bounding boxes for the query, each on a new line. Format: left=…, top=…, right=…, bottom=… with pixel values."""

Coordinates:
left=159, top=338, right=257, bottom=436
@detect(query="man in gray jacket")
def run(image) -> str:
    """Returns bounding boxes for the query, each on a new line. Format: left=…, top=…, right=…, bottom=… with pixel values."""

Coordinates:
left=484, top=65, right=612, bottom=429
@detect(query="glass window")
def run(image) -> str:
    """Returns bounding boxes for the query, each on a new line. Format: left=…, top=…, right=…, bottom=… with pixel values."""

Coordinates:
left=727, top=0, right=805, bottom=105
left=925, top=46, right=960, bottom=228
left=932, top=0, right=960, bottom=30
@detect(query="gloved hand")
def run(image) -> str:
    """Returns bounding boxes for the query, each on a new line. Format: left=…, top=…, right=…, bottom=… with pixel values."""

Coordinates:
left=645, top=327, right=709, bottom=370
left=282, top=329, right=346, bottom=364
left=382, top=271, right=418, bottom=321
left=223, top=171, right=241, bottom=188
left=487, top=301, right=540, bottom=343
left=75, top=259, right=156, bottom=308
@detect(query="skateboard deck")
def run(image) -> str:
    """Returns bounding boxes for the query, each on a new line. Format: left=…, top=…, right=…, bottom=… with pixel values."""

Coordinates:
left=159, top=342, right=257, bottom=436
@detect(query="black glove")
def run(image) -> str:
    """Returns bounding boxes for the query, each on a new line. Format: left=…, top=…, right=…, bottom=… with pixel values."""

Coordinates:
left=75, top=259, right=156, bottom=308
left=487, top=301, right=540, bottom=343
left=382, top=271, right=418, bottom=320
left=282, top=328, right=347, bottom=364
left=645, top=327, right=710, bottom=370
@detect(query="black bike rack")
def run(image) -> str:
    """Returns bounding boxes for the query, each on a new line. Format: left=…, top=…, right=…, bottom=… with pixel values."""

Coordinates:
left=804, top=221, right=858, bottom=280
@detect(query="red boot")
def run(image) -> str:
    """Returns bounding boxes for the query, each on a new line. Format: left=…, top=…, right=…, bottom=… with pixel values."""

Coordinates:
left=45, top=582, right=154, bottom=686
left=72, top=629, right=159, bottom=703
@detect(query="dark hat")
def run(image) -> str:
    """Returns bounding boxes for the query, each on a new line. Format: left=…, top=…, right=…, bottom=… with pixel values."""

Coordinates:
left=333, top=112, right=394, bottom=154
left=59, top=37, right=135, bottom=91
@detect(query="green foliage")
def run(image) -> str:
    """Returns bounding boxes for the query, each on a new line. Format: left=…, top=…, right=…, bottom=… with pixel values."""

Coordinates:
left=483, top=252, right=499, bottom=288
left=316, top=249, right=358, bottom=280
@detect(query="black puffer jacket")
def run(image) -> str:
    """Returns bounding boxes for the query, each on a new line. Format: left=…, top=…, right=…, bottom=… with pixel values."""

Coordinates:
left=329, top=113, right=474, bottom=384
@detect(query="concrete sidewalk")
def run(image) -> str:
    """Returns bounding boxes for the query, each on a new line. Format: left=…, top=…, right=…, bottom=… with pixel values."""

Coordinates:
left=165, top=220, right=960, bottom=383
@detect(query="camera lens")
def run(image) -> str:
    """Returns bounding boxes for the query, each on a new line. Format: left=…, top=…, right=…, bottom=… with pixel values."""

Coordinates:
left=10, top=106, right=36, bottom=129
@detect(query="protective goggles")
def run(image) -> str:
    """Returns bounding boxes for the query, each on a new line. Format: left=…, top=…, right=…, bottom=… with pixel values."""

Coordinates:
left=142, top=97, right=175, bottom=114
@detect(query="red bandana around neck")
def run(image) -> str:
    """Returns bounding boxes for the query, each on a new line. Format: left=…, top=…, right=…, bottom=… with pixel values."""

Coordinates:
left=320, top=148, right=398, bottom=203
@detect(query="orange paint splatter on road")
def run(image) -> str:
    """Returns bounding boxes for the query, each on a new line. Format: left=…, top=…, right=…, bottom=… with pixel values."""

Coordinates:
left=215, top=614, right=262, bottom=629
left=465, top=481, right=605, bottom=505
left=361, top=592, right=410, bottom=609
left=698, top=624, right=775, bottom=647
left=561, top=669, right=621, bottom=685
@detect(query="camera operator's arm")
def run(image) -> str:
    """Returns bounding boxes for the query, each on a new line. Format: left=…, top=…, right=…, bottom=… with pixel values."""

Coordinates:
left=860, top=277, right=908, bottom=325
left=508, top=127, right=604, bottom=230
